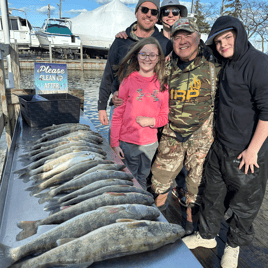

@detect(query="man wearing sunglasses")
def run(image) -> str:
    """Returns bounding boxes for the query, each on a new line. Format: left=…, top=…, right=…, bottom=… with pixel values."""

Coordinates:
left=98, top=0, right=172, bottom=138
left=158, top=0, right=188, bottom=39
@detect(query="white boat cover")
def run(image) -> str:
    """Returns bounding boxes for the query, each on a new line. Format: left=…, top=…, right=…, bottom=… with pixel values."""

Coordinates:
left=71, top=0, right=136, bottom=49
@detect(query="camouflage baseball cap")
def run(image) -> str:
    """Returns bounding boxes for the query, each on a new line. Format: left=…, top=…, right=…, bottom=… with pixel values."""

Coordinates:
left=171, top=17, right=199, bottom=36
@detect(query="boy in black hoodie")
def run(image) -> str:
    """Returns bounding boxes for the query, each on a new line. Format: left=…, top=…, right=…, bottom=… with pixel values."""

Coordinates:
left=183, top=16, right=268, bottom=268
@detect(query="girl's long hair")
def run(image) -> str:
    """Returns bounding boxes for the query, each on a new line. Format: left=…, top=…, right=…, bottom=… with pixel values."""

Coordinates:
left=114, top=37, right=168, bottom=92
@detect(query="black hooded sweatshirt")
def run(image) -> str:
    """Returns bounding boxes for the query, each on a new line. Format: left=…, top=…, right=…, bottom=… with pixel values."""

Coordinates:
left=206, top=16, right=268, bottom=152
left=98, top=22, right=172, bottom=111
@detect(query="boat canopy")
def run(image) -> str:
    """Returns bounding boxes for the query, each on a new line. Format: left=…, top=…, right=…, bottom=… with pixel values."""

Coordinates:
left=46, top=24, right=72, bottom=35
left=71, top=0, right=136, bottom=48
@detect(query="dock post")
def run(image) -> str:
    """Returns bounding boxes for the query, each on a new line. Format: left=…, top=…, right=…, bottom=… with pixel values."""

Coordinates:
left=10, top=40, right=20, bottom=89
left=0, top=47, right=13, bottom=149
left=80, top=43, right=83, bottom=71
left=49, top=41, right=52, bottom=63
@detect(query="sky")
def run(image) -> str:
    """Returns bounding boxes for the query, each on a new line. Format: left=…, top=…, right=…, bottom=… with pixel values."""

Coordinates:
left=4, top=0, right=216, bottom=28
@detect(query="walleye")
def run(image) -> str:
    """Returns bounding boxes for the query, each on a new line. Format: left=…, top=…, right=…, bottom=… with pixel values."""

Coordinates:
left=30, top=139, right=102, bottom=151
left=32, top=130, right=103, bottom=145
left=35, top=170, right=134, bottom=204
left=0, top=204, right=160, bottom=268
left=42, top=123, right=93, bottom=132
left=35, top=129, right=103, bottom=144
left=12, top=220, right=185, bottom=268
left=29, top=145, right=106, bottom=162
left=14, top=152, right=107, bottom=177
left=29, top=131, right=101, bottom=150
left=20, top=141, right=106, bottom=158
left=16, top=192, right=154, bottom=240
left=44, top=185, right=153, bottom=211
left=26, top=160, right=117, bottom=196
left=56, top=178, right=133, bottom=203
left=28, top=156, right=111, bottom=182
left=41, top=124, right=101, bottom=138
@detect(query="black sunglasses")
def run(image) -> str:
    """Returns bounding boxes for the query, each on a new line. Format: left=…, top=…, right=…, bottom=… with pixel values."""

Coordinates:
left=162, top=8, right=180, bottom=17
left=140, top=6, right=159, bottom=16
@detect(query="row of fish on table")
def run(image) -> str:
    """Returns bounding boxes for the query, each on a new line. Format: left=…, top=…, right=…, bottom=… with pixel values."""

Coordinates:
left=0, top=123, right=185, bottom=268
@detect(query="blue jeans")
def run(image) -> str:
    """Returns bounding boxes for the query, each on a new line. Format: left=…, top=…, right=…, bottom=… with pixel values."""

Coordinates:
left=108, top=105, right=114, bottom=145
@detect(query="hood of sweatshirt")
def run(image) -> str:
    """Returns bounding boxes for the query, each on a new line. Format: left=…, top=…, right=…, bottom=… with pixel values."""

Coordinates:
left=205, top=16, right=250, bottom=63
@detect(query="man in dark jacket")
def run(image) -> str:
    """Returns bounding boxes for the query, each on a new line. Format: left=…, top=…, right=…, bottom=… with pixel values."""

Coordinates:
left=98, top=0, right=172, bottom=131
left=183, top=16, right=268, bottom=268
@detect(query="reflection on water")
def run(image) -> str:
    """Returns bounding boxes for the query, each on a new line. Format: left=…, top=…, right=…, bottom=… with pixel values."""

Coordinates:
left=0, top=69, right=112, bottom=167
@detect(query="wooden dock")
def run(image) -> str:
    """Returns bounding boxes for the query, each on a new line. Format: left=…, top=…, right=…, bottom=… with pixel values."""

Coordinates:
left=162, top=184, right=268, bottom=268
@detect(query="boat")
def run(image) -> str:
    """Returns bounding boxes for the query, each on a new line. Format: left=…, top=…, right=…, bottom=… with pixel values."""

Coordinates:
left=35, top=18, right=81, bottom=59
left=0, top=8, right=32, bottom=50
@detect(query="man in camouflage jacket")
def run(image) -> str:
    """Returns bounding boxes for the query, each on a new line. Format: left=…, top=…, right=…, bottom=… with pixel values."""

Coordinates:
left=151, top=18, right=221, bottom=221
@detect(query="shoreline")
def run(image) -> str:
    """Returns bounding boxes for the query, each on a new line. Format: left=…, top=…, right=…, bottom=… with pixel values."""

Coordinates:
left=3, top=58, right=107, bottom=71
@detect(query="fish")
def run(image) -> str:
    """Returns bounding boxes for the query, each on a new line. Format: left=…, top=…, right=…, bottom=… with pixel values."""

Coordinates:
left=70, top=163, right=126, bottom=182
left=56, top=178, right=133, bottom=203
left=40, top=124, right=101, bottom=138
left=25, top=160, right=116, bottom=196
left=32, top=130, right=103, bottom=145
left=20, top=141, right=106, bottom=158
left=14, top=151, right=103, bottom=177
left=30, top=139, right=102, bottom=151
left=0, top=204, right=160, bottom=268
left=12, top=220, right=185, bottom=268
left=44, top=185, right=153, bottom=211
left=41, top=123, right=93, bottom=132
left=16, top=192, right=155, bottom=240
left=29, top=145, right=106, bottom=162
left=35, top=129, right=103, bottom=144
left=28, top=155, right=111, bottom=182
left=35, top=170, right=134, bottom=204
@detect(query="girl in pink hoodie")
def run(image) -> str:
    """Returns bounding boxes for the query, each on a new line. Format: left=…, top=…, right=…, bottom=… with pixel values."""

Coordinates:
left=111, top=37, right=169, bottom=190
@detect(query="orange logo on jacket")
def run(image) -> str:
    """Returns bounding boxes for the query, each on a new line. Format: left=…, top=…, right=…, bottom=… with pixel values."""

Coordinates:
left=170, top=77, right=201, bottom=102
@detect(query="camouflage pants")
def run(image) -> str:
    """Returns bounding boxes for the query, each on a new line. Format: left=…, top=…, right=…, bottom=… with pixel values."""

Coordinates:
left=151, top=113, right=214, bottom=204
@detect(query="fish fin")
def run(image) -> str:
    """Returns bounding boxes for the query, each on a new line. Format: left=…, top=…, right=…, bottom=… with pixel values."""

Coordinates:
left=22, top=176, right=30, bottom=183
left=24, top=183, right=42, bottom=196
left=44, top=199, right=60, bottom=211
left=36, top=192, right=52, bottom=204
left=0, top=243, right=14, bottom=268
left=16, top=221, right=39, bottom=240
left=116, top=219, right=138, bottom=223
left=56, top=238, right=76, bottom=246
left=49, top=207, right=61, bottom=215
left=13, top=167, right=27, bottom=175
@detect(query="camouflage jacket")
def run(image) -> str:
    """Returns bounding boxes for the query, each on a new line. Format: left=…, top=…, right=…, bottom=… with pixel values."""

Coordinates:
left=166, top=41, right=221, bottom=138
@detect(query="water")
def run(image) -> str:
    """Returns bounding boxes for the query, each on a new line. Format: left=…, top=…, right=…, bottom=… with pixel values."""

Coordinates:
left=0, top=69, right=112, bottom=174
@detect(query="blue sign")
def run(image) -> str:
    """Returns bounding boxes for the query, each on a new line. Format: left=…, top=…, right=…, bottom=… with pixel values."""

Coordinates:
left=34, top=62, right=68, bottom=94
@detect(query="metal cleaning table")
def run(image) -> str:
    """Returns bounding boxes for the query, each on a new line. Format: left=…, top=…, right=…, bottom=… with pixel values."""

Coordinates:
left=0, top=112, right=202, bottom=268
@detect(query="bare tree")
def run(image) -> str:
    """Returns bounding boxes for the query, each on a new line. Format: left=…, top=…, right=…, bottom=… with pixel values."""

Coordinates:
left=241, top=0, right=268, bottom=40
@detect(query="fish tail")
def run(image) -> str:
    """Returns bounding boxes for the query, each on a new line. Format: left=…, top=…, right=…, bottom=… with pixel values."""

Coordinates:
left=13, top=167, right=27, bottom=175
left=24, top=184, right=42, bottom=196
left=16, top=221, right=39, bottom=240
left=36, top=192, right=52, bottom=204
left=22, top=176, right=30, bottom=183
left=44, top=199, right=60, bottom=211
left=0, top=243, right=15, bottom=268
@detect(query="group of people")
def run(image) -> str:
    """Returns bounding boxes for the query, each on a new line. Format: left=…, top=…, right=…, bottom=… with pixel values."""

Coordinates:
left=98, top=1, right=268, bottom=268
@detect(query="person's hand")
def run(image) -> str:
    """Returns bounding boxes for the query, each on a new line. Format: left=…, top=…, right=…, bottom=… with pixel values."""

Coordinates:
left=237, top=148, right=259, bottom=174
left=112, top=91, right=123, bottom=108
left=115, top=31, right=128, bottom=39
left=136, top=116, right=155, bottom=127
left=98, top=110, right=109, bottom=125
left=112, top=146, right=125, bottom=159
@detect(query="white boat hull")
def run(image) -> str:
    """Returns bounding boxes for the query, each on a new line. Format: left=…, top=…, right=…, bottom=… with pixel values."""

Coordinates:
left=36, top=31, right=81, bottom=50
